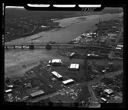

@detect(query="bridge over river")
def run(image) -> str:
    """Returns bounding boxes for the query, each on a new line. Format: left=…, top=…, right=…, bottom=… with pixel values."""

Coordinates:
left=4, top=42, right=113, bottom=51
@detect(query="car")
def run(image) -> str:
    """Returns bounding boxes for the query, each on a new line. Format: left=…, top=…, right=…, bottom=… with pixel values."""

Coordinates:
left=51, top=77, right=57, bottom=81
left=100, top=97, right=107, bottom=103
left=47, top=64, right=51, bottom=67
left=22, top=96, right=30, bottom=101
left=22, top=46, right=29, bottom=49
left=69, top=52, right=76, bottom=58
left=49, top=84, right=53, bottom=88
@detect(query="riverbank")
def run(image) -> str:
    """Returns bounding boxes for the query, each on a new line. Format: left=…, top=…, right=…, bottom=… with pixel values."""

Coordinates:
left=5, top=13, right=123, bottom=45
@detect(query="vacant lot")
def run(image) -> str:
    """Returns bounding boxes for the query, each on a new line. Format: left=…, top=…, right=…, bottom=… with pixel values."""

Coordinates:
left=5, top=49, right=63, bottom=78
left=5, top=49, right=86, bottom=79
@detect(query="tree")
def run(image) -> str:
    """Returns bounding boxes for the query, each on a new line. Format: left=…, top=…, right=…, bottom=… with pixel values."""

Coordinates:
left=29, top=45, right=34, bottom=50
left=45, top=43, right=52, bottom=50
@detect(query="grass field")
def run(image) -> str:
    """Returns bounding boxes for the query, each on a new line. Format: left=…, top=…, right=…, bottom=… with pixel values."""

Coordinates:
left=5, top=49, right=60, bottom=78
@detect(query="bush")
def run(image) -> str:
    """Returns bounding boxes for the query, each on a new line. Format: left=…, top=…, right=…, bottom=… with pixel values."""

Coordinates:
left=29, top=45, right=34, bottom=50
left=45, top=44, right=52, bottom=50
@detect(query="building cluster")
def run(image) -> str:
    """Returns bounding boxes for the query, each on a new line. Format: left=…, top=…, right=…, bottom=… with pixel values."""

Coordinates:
left=71, top=32, right=97, bottom=44
left=91, top=81, right=122, bottom=103
left=5, top=58, right=81, bottom=102
left=90, top=72, right=123, bottom=103
left=69, top=18, right=123, bottom=60
left=50, top=85, right=82, bottom=103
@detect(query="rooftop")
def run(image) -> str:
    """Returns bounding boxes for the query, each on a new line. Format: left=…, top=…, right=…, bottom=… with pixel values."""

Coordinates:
left=62, top=79, right=74, bottom=85
left=30, top=90, right=45, bottom=97
left=69, top=63, right=79, bottom=69
left=5, top=89, right=12, bottom=93
left=51, top=59, right=62, bottom=63
left=104, top=89, right=113, bottom=94
left=51, top=71, right=63, bottom=78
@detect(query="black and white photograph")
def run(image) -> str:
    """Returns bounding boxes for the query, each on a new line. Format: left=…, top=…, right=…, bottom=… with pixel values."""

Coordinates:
left=3, top=4, right=124, bottom=108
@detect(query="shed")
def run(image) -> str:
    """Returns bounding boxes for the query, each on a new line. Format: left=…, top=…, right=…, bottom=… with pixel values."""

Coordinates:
left=5, top=89, right=12, bottom=93
left=104, top=89, right=113, bottom=95
left=51, top=71, right=63, bottom=79
left=30, top=90, right=45, bottom=98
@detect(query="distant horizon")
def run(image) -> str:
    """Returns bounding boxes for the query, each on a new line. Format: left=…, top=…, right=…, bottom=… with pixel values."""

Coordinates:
left=6, top=6, right=24, bottom=9
left=6, top=6, right=123, bottom=10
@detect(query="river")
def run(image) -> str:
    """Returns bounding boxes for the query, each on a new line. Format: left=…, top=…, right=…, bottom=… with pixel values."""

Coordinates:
left=5, top=13, right=123, bottom=44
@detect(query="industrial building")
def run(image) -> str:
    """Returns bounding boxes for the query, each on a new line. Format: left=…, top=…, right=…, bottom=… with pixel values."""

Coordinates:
left=68, top=63, right=80, bottom=70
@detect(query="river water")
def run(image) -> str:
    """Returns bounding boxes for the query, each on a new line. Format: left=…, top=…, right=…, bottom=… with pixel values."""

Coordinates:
left=5, top=13, right=123, bottom=44
left=5, top=12, right=123, bottom=78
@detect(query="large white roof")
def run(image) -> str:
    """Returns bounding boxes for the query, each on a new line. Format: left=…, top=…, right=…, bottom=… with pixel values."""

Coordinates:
left=51, top=59, right=62, bottom=63
left=5, top=89, right=12, bottom=93
left=69, top=63, right=79, bottom=69
left=51, top=71, right=62, bottom=78
left=117, top=44, right=123, bottom=48
left=62, top=79, right=74, bottom=84
left=104, top=89, right=113, bottom=94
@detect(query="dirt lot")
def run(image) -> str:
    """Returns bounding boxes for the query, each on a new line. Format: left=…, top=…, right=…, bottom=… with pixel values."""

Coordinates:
left=87, top=59, right=123, bottom=70
left=50, top=59, right=86, bottom=82
left=5, top=49, right=87, bottom=80
left=5, top=49, right=67, bottom=78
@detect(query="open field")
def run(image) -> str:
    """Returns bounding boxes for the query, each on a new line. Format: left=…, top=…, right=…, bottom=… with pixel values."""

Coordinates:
left=5, top=49, right=61, bottom=78
left=5, top=49, right=85, bottom=78
left=5, top=49, right=87, bottom=81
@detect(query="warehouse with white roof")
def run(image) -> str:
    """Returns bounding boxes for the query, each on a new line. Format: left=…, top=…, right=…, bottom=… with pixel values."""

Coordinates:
left=68, top=63, right=80, bottom=70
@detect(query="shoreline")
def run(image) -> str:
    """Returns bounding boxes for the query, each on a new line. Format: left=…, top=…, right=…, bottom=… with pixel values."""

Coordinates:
left=5, top=13, right=122, bottom=45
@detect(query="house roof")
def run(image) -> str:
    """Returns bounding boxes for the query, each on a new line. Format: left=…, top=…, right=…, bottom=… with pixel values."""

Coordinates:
left=104, top=89, right=113, bottom=94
